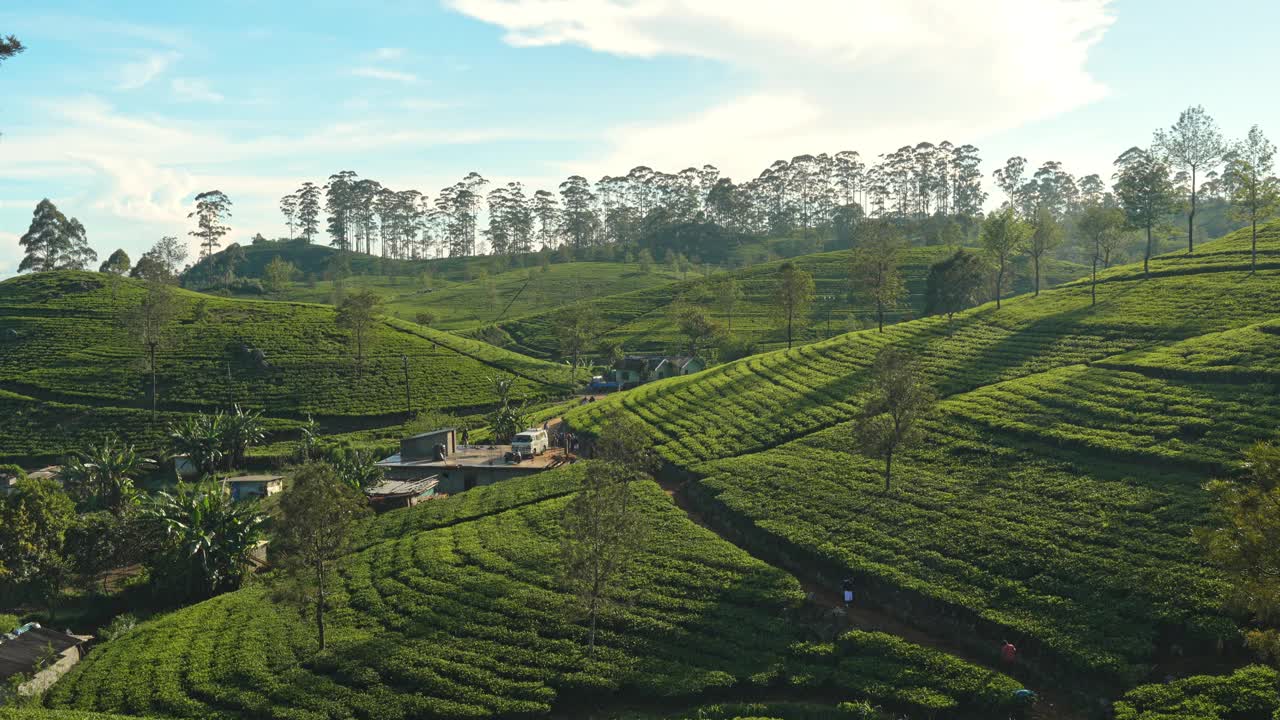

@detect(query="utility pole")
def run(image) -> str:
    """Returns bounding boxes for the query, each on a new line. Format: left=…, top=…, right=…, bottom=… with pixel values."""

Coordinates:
left=402, top=354, right=411, bottom=417
left=148, top=340, right=158, bottom=421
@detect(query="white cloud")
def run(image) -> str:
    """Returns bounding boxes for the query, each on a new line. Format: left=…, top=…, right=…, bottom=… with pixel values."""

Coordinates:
left=115, top=50, right=180, bottom=90
left=369, top=47, right=407, bottom=61
left=351, top=66, right=419, bottom=83
left=0, top=232, right=20, bottom=278
left=171, top=77, right=225, bottom=103
left=447, top=0, right=1115, bottom=180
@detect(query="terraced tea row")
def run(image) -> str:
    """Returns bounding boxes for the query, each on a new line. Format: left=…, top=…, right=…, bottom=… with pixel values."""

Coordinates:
left=47, top=473, right=1021, bottom=718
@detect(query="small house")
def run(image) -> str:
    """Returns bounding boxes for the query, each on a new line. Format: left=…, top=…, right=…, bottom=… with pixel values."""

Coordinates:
left=610, top=355, right=705, bottom=387
left=376, top=428, right=567, bottom=495
left=222, top=474, right=284, bottom=502
left=0, top=623, right=91, bottom=696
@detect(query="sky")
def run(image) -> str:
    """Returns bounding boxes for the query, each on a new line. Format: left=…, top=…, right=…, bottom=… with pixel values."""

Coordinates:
left=2, top=0, right=1279, bottom=278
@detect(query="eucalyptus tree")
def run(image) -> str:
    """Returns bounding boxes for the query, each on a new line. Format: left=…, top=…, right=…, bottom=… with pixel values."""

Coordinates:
left=850, top=222, right=907, bottom=332
left=189, top=190, right=232, bottom=259
left=1154, top=105, right=1225, bottom=253
left=1113, top=146, right=1178, bottom=278
left=1221, top=125, right=1279, bottom=271
left=279, top=192, right=298, bottom=239
left=993, top=156, right=1028, bottom=210
left=18, top=199, right=96, bottom=272
left=0, top=34, right=23, bottom=65
left=1027, top=207, right=1064, bottom=296
left=559, top=175, right=599, bottom=249
left=772, top=261, right=814, bottom=349
left=124, top=281, right=178, bottom=419
left=531, top=189, right=561, bottom=248
left=325, top=171, right=358, bottom=250
left=1076, top=204, right=1126, bottom=305
left=296, top=181, right=322, bottom=243
left=99, top=248, right=131, bottom=275
left=980, top=207, right=1032, bottom=308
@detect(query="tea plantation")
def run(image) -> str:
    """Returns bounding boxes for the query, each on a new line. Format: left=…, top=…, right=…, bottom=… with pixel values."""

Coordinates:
left=0, top=271, right=575, bottom=463
left=482, top=248, right=1086, bottom=357
left=42, top=467, right=1022, bottom=719
left=564, top=221, right=1280, bottom=690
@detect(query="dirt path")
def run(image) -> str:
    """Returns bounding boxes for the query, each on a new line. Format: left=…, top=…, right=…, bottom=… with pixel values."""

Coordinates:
left=658, top=475, right=1084, bottom=720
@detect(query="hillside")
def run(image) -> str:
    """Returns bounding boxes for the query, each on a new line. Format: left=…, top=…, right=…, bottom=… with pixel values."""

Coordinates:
left=563, top=221, right=1280, bottom=691
left=248, top=260, right=685, bottom=332
left=43, top=466, right=1024, bottom=719
left=479, top=247, right=1087, bottom=358
left=0, top=271, right=574, bottom=464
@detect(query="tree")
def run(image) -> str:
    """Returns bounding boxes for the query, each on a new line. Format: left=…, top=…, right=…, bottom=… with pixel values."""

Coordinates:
left=263, top=256, right=297, bottom=294
left=1076, top=204, right=1126, bottom=306
left=18, top=199, right=95, bottom=272
left=1198, top=441, right=1280, bottom=662
left=552, top=304, right=600, bottom=379
left=923, top=249, right=987, bottom=321
left=559, top=175, right=599, bottom=249
left=856, top=347, right=936, bottom=491
left=993, top=156, right=1028, bottom=208
left=99, top=248, right=131, bottom=275
left=336, top=290, right=383, bottom=380
left=273, top=463, right=370, bottom=652
left=143, top=483, right=265, bottom=600
left=849, top=223, right=907, bottom=332
left=296, top=182, right=322, bottom=243
left=1113, top=147, right=1178, bottom=278
left=1154, top=105, right=1225, bottom=253
left=123, top=281, right=178, bottom=420
left=487, top=374, right=526, bottom=444
left=713, top=275, right=744, bottom=334
left=0, top=34, right=24, bottom=66
left=671, top=302, right=720, bottom=356
left=168, top=414, right=225, bottom=479
left=132, top=236, right=188, bottom=283
left=0, top=478, right=74, bottom=613
left=1026, top=207, right=1063, bottom=297
left=980, top=208, right=1031, bottom=309
left=223, top=405, right=266, bottom=470
left=57, top=436, right=154, bottom=516
left=1222, top=125, right=1280, bottom=272
left=279, top=193, right=299, bottom=240
left=189, top=190, right=233, bottom=259
left=560, top=412, right=653, bottom=653
left=772, top=262, right=814, bottom=350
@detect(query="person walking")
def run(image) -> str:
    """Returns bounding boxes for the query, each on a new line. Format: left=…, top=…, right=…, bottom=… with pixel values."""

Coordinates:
left=841, top=578, right=854, bottom=606
left=1001, top=640, right=1017, bottom=665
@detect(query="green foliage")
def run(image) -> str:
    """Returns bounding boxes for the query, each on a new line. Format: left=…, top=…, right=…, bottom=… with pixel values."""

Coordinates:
left=57, top=436, right=154, bottom=515
left=564, top=221, right=1280, bottom=684
left=45, top=468, right=1020, bottom=719
left=142, top=482, right=266, bottom=600
left=923, top=248, right=988, bottom=319
left=1114, top=666, right=1280, bottom=720
left=0, top=478, right=75, bottom=606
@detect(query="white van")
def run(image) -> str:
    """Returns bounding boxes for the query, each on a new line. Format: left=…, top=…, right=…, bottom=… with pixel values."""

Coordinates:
left=510, top=428, right=549, bottom=457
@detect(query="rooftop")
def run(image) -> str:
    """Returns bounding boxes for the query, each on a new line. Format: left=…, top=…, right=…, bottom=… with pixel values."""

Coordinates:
left=0, top=624, right=86, bottom=681
left=222, top=474, right=283, bottom=484
left=366, top=476, right=439, bottom=498
left=377, top=444, right=569, bottom=471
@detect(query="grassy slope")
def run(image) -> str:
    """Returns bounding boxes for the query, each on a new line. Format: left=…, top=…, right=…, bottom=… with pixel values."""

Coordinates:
left=483, top=247, right=1087, bottom=358
left=564, top=221, right=1280, bottom=686
left=45, top=467, right=1020, bottom=719
left=0, top=272, right=573, bottom=464
left=258, top=261, right=684, bottom=332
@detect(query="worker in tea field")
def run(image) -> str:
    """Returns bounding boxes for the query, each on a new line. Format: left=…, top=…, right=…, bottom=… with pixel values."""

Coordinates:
left=841, top=577, right=854, bottom=606
left=1001, top=640, right=1017, bottom=664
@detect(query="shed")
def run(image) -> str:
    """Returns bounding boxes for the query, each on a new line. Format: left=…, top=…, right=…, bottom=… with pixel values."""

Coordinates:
left=365, top=476, right=440, bottom=511
left=0, top=623, right=90, bottom=695
left=222, top=474, right=284, bottom=502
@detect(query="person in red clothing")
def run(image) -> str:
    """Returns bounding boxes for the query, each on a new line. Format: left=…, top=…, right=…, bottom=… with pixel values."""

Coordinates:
left=1001, top=640, right=1017, bottom=664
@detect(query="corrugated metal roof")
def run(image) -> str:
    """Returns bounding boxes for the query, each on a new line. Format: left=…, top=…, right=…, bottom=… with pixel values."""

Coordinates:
left=0, top=625, right=84, bottom=680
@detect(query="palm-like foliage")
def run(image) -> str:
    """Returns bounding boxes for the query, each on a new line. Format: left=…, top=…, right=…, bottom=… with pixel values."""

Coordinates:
left=58, top=436, right=155, bottom=515
left=143, top=483, right=265, bottom=599
left=330, top=450, right=384, bottom=490
left=168, top=415, right=225, bottom=478
left=223, top=405, right=266, bottom=469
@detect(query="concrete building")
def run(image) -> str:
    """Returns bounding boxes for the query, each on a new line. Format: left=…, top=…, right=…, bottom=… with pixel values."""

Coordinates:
left=610, top=355, right=705, bottom=388
left=222, top=474, right=284, bottom=502
left=0, top=623, right=90, bottom=697
left=365, top=476, right=440, bottom=511
left=377, top=428, right=568, bottom=495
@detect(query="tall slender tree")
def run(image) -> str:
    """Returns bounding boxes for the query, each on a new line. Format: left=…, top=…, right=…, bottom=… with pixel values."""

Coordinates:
left=1113, top=147, right=1177, bottom=279
left=980, top=207, right=1031, bottom=309
left=1221, top=125, right=1279, bottom=272
left=279, top=193, right=299, bottom=240
left=1076, top=204, right=1126, bottom=306
left=772, top=262, right=815, bottom=350
left=857, top=347, right=936, bottom=491
left=849, top=222, right=907, bottom=332
left=1026, top=207, right=1063, bottom=296
left=189, top=190, right=232, bottom=259
left=296, top=182, right=322, bottom=243
left=1154, top=105, right=1225, bottom=253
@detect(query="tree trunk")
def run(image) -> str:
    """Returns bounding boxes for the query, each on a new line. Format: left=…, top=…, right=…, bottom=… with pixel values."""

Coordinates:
left=316, top=560, right=327, bottom=652
left=1188, top=168, right=1197, bottom=253
left=1034, top=256, right=1041, bottom=297
left=1144, top=225, right=1153, bottom=279
left=588, top=594, right=599, bottom=655
left=1091, top=254, right=1097, bottom=307
left=149, top=342, right=158, bottom=422
left=786, top=311, right=793, bottom=350
left=995, top=260, right=1004, bottom=309
left=877, top=300, right=884, bottom=333
left=1252, top=217, right=1258, bottom=273
left=884, top=449, right=893, bottom=492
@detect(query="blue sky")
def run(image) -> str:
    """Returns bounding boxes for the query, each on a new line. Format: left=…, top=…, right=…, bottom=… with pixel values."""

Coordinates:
left=2, top=0, right=1278, bottom=277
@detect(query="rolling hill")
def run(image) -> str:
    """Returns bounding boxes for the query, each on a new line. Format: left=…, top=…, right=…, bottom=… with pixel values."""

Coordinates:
left=41, top=466, right=1024, bottom=719
left=0, top=271, right=574, bottom=464
left=562, top=221, right=1280, bottom=692
left=476, top=247, right=1087, bottom=358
